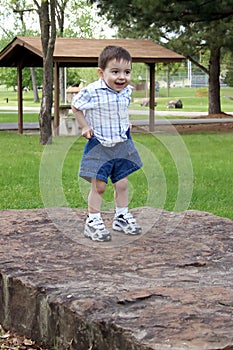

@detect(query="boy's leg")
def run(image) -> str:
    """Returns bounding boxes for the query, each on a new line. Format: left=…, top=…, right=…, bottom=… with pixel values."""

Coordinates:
left=84, top=178, right=111, bottom=242
left=114, top=177, right=128, bottom=210
left=88, top=178, right=106, bottom=213
left=113, top=177, right=141, bottom=235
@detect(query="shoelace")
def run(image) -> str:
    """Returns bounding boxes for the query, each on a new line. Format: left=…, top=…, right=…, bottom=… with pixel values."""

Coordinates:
left=121, top=213, right=135, bottom=223
left=90, top=218, right=106, bottom=230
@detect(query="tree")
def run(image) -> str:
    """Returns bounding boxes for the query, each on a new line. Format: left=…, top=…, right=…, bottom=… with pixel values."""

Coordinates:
left=34, top=0, right=99, bottom=143
left=1, top=1, right=41, bottom=102
left=1, top=0, right=56, bottom=144
left=1, top=0, right=112, bottom=143
left=0, top=66, right=42, bottom=91
left=167, top=19, right=233, bottom=113
left=32, top=0, right=56, bottom=144
left=90, top=0, right=233, bottom=114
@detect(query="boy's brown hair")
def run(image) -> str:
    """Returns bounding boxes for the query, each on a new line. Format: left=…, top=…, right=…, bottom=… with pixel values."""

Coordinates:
left=98, top=45, right=132, bottom=70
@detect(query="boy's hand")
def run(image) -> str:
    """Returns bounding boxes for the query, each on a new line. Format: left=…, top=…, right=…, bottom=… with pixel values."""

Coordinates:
left=82, top=126, right=94, bottom=139
left=71, top=107, right=93, bottom=139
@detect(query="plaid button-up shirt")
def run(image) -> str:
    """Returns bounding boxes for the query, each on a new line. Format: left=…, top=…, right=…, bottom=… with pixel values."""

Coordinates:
left=72, top=79, right=132, bottom=147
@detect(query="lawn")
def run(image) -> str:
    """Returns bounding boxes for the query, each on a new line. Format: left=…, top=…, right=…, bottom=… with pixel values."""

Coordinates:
left=132, top=86, right=233, bottom=112
left=0, top=86, right=233, bottom=123
left=0, top=131, right=232, bottom=220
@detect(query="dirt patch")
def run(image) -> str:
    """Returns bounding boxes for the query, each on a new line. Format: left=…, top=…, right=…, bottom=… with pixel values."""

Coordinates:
left=192, top=112, right=233, bottom=119
left=0, top=324, right=48, bottom=350
left=133, top=113, right=233, bottom=133
left=176, top=113, right=233, bottom=133
left=175, top=122, right=233, bottom=133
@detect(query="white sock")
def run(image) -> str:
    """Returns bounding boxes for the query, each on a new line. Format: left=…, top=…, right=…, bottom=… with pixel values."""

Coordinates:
left=89, top=212, right=101, bottom=220
left=116, top=207, right=128, bottom=216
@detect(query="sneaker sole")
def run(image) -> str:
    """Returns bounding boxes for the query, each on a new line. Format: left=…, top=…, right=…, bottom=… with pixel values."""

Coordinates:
left=84, top=230, right=111, bottom=242
left=112, top=223, right=141, bottom=235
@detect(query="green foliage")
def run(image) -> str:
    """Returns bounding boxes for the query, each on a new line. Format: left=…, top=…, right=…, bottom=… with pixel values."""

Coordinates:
left=92, top=0, right=233, bottom=28
left=66, top=68, right=82, bottom=87
left=64, top=0, right=98, bottom=38
left=224, top=52, right=233, bottom=87
left=91, top=0, right=233, bottom=70
left=90, top=0, right=233, bottom=114
left=0, top=67, right=43, bottom=90
left=0, top=23, right=41, bottom=90
left=225, top=70, right=233, bottom=87
left=66, top=67, right=99, bottom=86
left=0, top=68, right=17, bottom=89
left=67, top=63, right=168, bottom=87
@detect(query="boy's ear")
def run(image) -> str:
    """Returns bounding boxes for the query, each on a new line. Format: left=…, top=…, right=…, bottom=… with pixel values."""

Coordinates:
left=97, top=67, right=104, bottom=79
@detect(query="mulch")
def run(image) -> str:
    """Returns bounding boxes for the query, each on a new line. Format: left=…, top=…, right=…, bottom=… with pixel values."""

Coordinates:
left=0, top=324, right=48, bottom=350
left=133, top=113, right=233, bottom=133
left=177, top=112, right=233, bottom=133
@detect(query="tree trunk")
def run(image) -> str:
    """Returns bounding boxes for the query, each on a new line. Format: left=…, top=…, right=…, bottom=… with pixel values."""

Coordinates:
left=39, top=57, right=54, bottom=145
left=38, top=0, right=56, bottom=145
left=208, top=46, right=221, bottom=114
left=30, top=67, right=40, bottom=103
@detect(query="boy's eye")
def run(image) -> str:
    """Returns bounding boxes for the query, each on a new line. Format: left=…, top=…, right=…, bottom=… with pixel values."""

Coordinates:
left=112, top=70, right=118, bottom=74
left=125, top=70, right=131, bottom=75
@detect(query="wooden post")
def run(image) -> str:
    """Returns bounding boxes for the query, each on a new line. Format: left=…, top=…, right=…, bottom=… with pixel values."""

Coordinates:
left=149, top=63, right=155, bottom=132
left=167, top=64, right=170, bottom=97
left=17, top=64, right=23, bottom=134
left=54, top=62, right=60, bottom=136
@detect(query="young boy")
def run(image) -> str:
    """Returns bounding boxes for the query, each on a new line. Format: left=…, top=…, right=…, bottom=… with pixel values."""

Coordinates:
left=71, top=45, right=142, bottom=242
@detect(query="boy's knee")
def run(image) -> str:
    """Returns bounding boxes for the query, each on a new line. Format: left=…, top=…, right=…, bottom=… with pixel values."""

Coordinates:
left=95, top=180, right=106, bottom=195
left=115, top=177, right=128, bottom=191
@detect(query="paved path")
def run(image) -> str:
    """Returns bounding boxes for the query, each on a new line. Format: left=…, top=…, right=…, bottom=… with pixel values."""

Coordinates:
left=0, top=108, right=233, bottom=131
left=1, top=118, right=233, bottom=131
left=0, top=122, right=39, bottom=130
left=130, top=110, right=211, bottom=117
left=132, top=118, right=233, bottom=126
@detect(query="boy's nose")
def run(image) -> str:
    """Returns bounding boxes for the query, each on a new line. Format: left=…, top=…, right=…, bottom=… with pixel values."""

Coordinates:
left=119, top=72, right=125, bottom=79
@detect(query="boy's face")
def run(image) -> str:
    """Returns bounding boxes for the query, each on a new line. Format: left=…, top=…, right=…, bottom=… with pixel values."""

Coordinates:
left=98, top=58, right=131, bottom=92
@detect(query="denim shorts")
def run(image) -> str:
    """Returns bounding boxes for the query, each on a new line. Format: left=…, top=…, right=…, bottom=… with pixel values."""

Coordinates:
left=79, top=136, right=142, bottom=183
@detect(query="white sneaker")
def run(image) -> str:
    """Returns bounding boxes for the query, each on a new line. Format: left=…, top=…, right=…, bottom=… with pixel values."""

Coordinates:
left=112, top=213, right=141, bottom=235
left=84, top=217, right=111, bottom=242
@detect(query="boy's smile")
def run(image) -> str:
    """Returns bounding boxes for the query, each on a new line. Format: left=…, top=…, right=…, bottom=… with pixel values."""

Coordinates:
left=98, top=58, right=131, bottom=92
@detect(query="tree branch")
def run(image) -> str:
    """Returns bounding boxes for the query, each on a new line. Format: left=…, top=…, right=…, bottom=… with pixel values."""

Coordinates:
left=186, top=55, right=209, bottom=75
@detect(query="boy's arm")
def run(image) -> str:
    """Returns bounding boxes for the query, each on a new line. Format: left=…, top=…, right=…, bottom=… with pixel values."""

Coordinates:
left=71, top=106, right=93, bottom=139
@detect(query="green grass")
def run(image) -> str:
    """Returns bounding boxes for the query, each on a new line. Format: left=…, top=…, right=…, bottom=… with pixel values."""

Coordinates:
left=1, top=87, right=233, bottom=123
left=0, top=112, right=39, bottom=123
left=131, top=86, right=233, bottom=112
left=0, top=89, right=42, bottom=107
left=0, top=131, right=232, bottom=220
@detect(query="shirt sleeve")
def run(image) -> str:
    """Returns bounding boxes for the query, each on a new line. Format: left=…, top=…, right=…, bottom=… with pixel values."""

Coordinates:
left=125, top=86, right=132, bottom=106
left=71, top=87, right=92, bottom=111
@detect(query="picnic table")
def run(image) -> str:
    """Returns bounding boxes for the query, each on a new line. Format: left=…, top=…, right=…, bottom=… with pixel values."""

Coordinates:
left=58, top=104, right=80, bottom=136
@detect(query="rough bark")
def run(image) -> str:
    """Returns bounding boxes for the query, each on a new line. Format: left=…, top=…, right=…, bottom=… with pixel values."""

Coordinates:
left=208, top=46, right=221, bottom=114
left=37, top=0, right=56, bottom=145
left=56, top=1, right=69, bottom=103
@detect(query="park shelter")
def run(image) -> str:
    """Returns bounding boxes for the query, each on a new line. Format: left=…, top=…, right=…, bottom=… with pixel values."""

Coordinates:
left=0, top=36, right=184, bottom=133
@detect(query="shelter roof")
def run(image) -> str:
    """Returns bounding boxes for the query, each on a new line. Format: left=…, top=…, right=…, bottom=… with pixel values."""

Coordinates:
left=0, top=36, right=184, bottom=68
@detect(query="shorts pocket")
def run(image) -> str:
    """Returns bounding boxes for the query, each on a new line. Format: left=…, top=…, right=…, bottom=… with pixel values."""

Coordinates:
left=84, top=135, right=100, bottom=154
